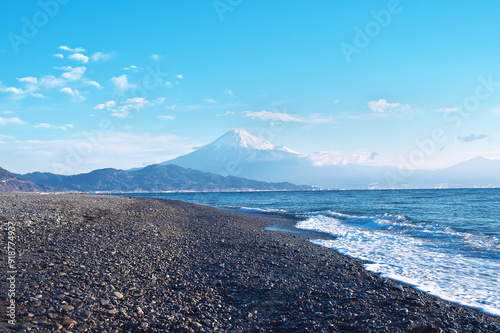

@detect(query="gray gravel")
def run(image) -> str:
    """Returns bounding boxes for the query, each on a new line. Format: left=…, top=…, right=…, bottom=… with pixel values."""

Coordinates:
left=1, top=193, right=499, bottom=332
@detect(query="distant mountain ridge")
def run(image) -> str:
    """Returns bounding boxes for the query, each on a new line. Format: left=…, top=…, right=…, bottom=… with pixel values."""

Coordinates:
left=0, top=167, right=49, bottom=192
left=19, top=164, right=313, bottom=192
left=160, top=129, right=500, bottom=189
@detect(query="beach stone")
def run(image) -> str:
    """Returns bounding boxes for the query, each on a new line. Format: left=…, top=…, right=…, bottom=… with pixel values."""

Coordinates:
left=80, top=310, right=92, bottom=318
left=61, top=305, right=74, bottom=311
left=112, top=291, right=124, bottom=299
left=107, top=308, right=119, bottom=315
left=62, top=319, right=77, bottom=327
left=2, top=193, right=500, bottom=333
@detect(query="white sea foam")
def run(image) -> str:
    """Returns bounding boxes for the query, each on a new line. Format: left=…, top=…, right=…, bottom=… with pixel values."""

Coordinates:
left=239, top=206, right=287, bottom=213
left=296, top=215, right=500, bottom=316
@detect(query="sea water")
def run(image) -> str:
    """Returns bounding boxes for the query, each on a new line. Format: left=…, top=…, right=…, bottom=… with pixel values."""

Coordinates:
left=113, top=189, right=500, bottom=316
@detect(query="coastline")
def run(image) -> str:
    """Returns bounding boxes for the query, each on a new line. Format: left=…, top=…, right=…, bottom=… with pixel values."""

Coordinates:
left=1, top=193, right=499, bottom=332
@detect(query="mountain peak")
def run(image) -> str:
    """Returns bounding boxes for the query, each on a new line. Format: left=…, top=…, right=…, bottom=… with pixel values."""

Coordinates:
left=211, top=129, right=275, bottom=151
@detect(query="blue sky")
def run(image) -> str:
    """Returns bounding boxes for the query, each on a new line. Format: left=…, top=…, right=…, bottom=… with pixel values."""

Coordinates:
left=1, top=0, right=500, bottom=174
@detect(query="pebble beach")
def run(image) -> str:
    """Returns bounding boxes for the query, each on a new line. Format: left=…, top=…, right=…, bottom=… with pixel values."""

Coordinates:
left=1, top=193, right=499, bottom=332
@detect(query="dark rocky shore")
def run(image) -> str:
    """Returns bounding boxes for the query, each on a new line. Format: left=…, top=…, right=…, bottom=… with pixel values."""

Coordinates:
left=1, top=194, right=499, bottom=332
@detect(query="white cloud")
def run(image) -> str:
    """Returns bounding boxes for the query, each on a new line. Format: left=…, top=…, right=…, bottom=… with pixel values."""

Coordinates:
left=39, top=75, right=65, bottom=88
left=91, top=51, right=113, bottom=62
left=224, top=111, right=234, bottom=115
left=124, top=97, right=149, bottom=110
left=54, top=53, right=64, bottom=59
left=150, top=54, right=161, bottom=61
left=224, top=89, right=234, bottom=96
left=308, top=151, right=346, bottom=166
left=455, top=134, right=490, bottom=143
left=95, top=98, right=148, bottom=118
left=18, top=77, right=38, bottom=84
left=176, top=75, right=183, bottom=79
left=68, top=53, right=89, bottom=63
left=165, top=82, right=173, bottom=88
left=85, top=80, right=101, bottom=89
left=203, top=98, right=216, bottom=103
left=123, top=65, right=142, bottom=71
left=435, top=107, right=459, bottom=113
left=60, top=87, right=75, bottom=96
left=111, top=74, right=136, bottom=92
left=94, top=100, right=116, bottom=110
left=308, top=150, right=378, bottom=166
left=166, top=105, right=176, bottom=110
left=334, top=99, right=340, bottom=104
left=0, top=132, right=199, bottom=174
left=110, top=110, right=128, bottom=118
left=35, top=123, right=73, bottom=131
left=244, top=110, right=333, bottom=123
left=367, top=99, right=403, bottom=113
left=159, top=115, right=175, bottom=120
left=60, top=87, right=84, bottom=102
left=245, top=110, right=303, bottom=122
left=60, top=66, right=86, bottom=81
left=31, top=93, right=44, bottom=98
left=59, top=46, right=85, bottom=53
left=1, top=87, right=24, bottom=94
left=156, top=97, right=166, bottom=104
left=0, top=117, right=24, bottom=125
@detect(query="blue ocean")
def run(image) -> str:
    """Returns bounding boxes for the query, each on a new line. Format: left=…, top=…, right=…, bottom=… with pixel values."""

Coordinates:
left=114, top=189, right=500, bottom=316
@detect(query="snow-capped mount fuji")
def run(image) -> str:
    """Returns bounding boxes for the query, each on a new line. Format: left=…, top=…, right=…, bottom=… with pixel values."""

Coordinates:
left=199, top=129, right=300, bottom=158
left=161, top=129, right=500, bottom=189
left=162, top=129, right=302, bottom=178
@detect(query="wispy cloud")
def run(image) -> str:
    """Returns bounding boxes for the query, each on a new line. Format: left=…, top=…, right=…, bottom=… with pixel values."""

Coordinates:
left=85, top=80, right=101, bottom=89
left=203, top=98, right=216, bottom=103
left=59, top=46, right=85, bottom=53
left=94, top=100, right=116, bottom=110
left=54, top=53, right=64, bottom=59
left=111, top=74, right=136, bottom=92
left=57, top=66, right=87, bottom=81
left=308, top=150, right=379, bottom=166
left=455, top=134, right=490, bottom=143
left=367, top=99, right=405, bottom=113
left=435, top=107, right=459, bottom=113
left=34, top=123, right=73, bottom=131
left=91, top=51, right=113, bottom=62
left=176, top=74, right=183, bottom=79
left=0, top=117, right=24, bottom=125
left=244, top=110, right=333, bottom=123
left=159, top=115, right=175, bottom=120
left=123, top=65, right=142, bottom=71
left=68, top=53, right=89, bottom=63
left=224, top=89, right=234, bottom=96
left=18, top=77, right=37, bottom=84
left=150, top=54, right=161, bottom=61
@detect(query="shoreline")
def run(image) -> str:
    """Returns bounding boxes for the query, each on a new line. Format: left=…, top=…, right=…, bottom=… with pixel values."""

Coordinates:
left=1, top=193, right=499, bottom=332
